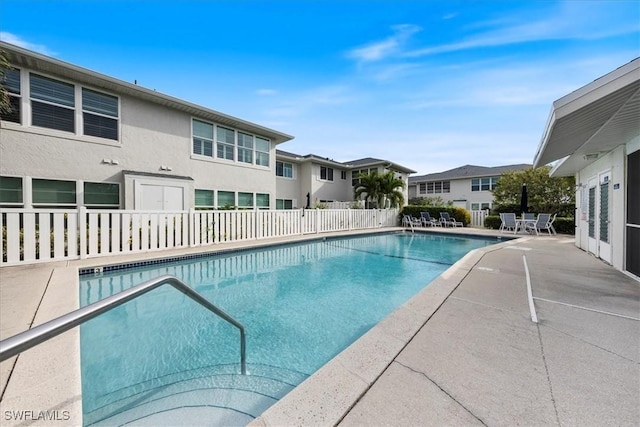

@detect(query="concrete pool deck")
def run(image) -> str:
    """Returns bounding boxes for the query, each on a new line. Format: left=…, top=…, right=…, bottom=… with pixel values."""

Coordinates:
left=1, top=227, right=638, bottom=426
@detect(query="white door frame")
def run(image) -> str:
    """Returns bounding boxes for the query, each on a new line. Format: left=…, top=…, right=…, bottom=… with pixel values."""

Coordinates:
left=598, top=170, right=612, bottom=263
left=587, top=176, right=598, bottom=256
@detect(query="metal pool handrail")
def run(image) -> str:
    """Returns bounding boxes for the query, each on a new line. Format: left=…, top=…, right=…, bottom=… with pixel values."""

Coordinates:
left=0, top=274, right=247, bottom=375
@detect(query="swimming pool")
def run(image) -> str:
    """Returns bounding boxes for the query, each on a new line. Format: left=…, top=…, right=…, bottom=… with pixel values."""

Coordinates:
left=79, top=232, right=497, bottom=425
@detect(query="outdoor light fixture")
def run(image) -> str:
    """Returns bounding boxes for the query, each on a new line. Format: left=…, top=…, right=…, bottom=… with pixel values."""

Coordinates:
left=583, top=153, right=599, bottom=160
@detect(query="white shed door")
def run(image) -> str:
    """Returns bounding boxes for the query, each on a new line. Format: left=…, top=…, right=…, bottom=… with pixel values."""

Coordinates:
left=140, top=184, right=184, bottom=210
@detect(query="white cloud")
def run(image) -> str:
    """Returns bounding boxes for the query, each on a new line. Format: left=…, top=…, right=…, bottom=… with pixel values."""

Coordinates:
left=404, top=1, right=640, bottom=58
left=0, top=32, right=55, bottom=56
left=346, top=24, right=421, bottom=63
left=256, top=88, right=278, bottom=96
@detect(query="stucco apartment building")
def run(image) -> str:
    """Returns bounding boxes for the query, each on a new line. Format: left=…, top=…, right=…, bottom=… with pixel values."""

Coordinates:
left=275, top=150, right=415, bottom=209
left=0, top=42, right=413, bottom=211
left=408, top=164, right=531, bottom=211
left=533, top=57, right=639, bottom=278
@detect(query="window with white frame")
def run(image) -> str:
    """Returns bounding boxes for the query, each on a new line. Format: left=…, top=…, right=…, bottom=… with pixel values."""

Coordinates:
left=351, top=168, right=377, bottom=186
left=276, top=199, right=293, bottom=210
left=0, top=176, right=23, bottom=206
left=192, top=119, right=214, bottom=157
left=341, top=170, right=347, bottom=180
left=195, top=189, right=214, bottom=209
left=237, top=192, right=254, bottom=209
left=256, top=193, right=270, bottom=209
left=276, top=161, right=293, bottom=178
left=30, top=73, right=75, bottom=133
left=82, top=88, right=119, bottom=140
left=84, top=182, right=120, bottom=208
left=426, top=180, right=450, bottom=194
left=217, top=126, right=235, bottom=161
left=217, top=191, right=235, bottom=208
left=32, top=178, right=76, bottom=207
left=471, top=202, right=491, bottom=211
left=255, top=137, right=270, bottom=166
left=238, top=132, right=254, bottom=164
left=471, top=176, right=499, bottom=192
left=419, top=183, right=426, bottom=193
left=1, top=68, right=21, bottom=124
left=320, top=166, right=334, bottom=181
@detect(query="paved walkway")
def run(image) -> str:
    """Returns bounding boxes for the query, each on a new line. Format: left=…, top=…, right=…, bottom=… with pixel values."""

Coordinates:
left=1, top=230, right=638, bottom=426
left=337, top=236, right=639, bottom=426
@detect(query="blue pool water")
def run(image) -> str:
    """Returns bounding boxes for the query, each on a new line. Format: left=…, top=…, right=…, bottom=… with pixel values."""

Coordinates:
left=79, top=232, right=497, bottom=425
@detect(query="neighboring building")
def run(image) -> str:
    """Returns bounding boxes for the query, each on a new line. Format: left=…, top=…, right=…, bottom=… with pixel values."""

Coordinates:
left=275, top=151, right=416, bottom=209
left=533, top=58, right=639, bottom=278
left=408, top=164, right=531, bottom=211
left=0, top=41, right=294, bottom=211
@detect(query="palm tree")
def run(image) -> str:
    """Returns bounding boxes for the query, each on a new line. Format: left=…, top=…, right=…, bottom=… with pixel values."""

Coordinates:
left=354, top=171, right=380, bottom=209
left=378, top=171, right=405, bottom=208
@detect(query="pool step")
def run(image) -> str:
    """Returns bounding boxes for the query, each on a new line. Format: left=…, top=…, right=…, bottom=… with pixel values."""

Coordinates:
left=85, top=364, right=308, bottom=426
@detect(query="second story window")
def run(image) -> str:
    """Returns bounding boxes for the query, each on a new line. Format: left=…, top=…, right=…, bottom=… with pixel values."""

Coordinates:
left=192, top=119, right=214, bottom=157
left=320, top=166, right=334, bottom=181
left=238, top=132, right=253, bottom=164
left=255, top=137, right=270, bottom=167
left=217, top=126, right=235, bottom=161
left=472, top=177, right=499, bottom=191
left=1, top=68, right=21, bottom=123
left=82, top=88, right=119, bottom=140
left=30, top=73, right=75, bottom=133
left=426, top=181, right=450, bottom=194
left=276, top=161, right=293, bottom=178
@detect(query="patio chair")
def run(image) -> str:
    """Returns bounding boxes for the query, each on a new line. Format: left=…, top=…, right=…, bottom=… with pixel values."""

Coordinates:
left=525, top=213, right=554, bottom=235
left=402, top=214, right=421, bottom=228
left=439, top=212, right=463, bottom=227
left=500, top=213, right=517, bottom=233
left=420, top=212, right=439, bottom=227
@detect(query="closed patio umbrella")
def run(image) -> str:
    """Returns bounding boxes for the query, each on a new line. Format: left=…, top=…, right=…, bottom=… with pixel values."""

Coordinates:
left=520, top=183, right=528, bottom=214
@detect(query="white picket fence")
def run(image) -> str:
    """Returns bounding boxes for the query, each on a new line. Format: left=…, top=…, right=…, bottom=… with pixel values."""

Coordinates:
left=0, top=208, right=399, bottom=266
left=470, top=210, right=490, bottom=228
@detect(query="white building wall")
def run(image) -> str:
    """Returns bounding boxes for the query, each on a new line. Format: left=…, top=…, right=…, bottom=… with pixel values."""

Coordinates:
left=410, top=178, right=495, bottom=210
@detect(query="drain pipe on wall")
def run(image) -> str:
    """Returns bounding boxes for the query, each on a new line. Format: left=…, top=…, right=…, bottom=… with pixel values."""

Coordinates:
left=522, top=255, right=538, bottom=323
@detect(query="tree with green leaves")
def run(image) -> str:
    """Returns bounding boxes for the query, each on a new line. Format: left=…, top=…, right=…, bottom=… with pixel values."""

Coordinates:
left=354, top=170, right=381, bottom=209
left=492, top=166, right=575, bottom=216
left=378, top=171, right=406, bottom=208
left=354, top=170, right=406, bottom=209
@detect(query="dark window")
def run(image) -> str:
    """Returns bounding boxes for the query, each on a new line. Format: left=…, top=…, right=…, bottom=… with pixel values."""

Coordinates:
left=82, top=88, right=118, bottom=140
left=321, top=166, right=334, bottom=181
left=32, top=101, right=75, bottom=132
left=83, top=113, right=118, bottom=140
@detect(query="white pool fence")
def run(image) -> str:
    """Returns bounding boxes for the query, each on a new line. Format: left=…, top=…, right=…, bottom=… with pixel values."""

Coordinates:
left=0, top=208, right=400, bottom=266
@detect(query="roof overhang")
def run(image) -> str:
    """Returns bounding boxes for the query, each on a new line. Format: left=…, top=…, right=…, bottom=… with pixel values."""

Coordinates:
left=1, top=42, right=295, bottom=144
left=533, top=58, right=640, bottom=176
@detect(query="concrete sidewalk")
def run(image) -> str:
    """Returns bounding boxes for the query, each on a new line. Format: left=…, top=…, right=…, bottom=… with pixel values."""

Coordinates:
left=336, top=237, right=639, bottom=426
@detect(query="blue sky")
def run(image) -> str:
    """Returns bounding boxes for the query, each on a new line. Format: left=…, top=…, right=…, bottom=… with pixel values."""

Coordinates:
left=1, top=0, right=638, bottom=174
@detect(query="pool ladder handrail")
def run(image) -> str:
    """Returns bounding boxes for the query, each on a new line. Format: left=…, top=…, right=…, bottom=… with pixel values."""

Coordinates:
left=0, top=274, right=246, bottom=375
